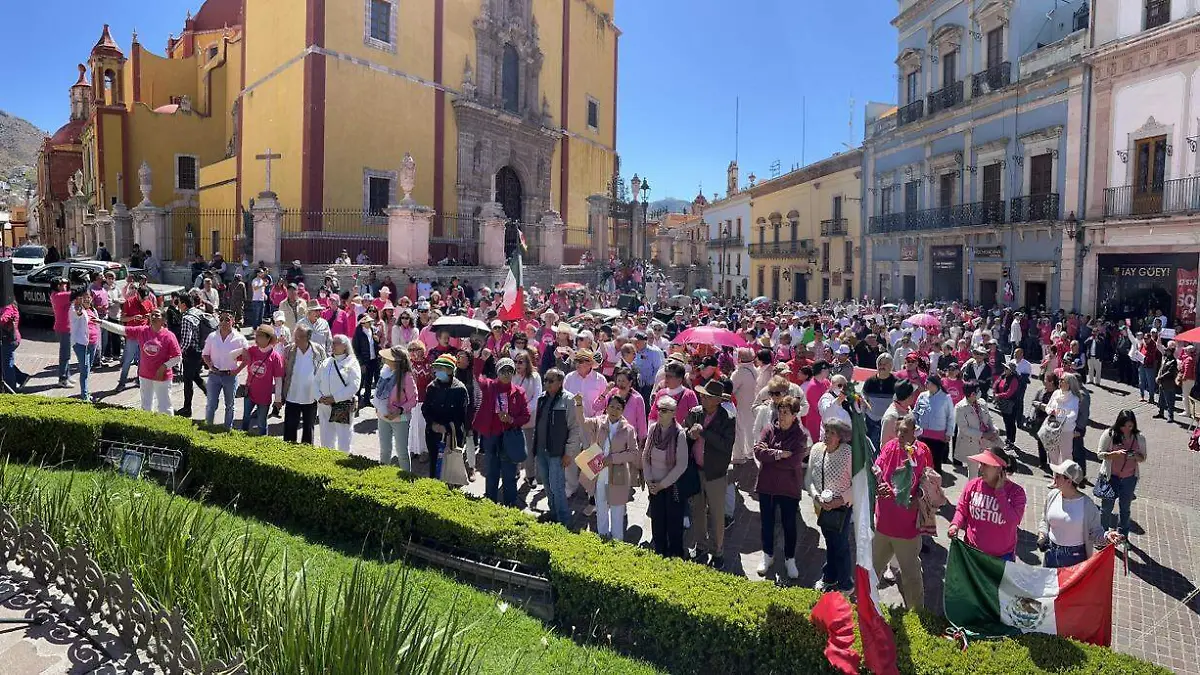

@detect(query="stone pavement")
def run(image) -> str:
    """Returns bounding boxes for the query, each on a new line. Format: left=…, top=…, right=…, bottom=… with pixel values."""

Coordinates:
left=0, top=576, right=117, bottom=674
left=9, top=322, right=1200, bottom=674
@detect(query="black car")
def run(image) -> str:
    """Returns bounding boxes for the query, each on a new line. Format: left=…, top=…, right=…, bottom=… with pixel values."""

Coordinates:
left=13, top=261, right=182, bottom=317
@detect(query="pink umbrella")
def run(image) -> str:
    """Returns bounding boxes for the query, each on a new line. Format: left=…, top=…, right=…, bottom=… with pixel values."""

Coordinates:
left=905, top=313, right=942, bottom=330
left=1173, top=326, right=1200, bottom=343
left=672, top=326, right=748, bottom=349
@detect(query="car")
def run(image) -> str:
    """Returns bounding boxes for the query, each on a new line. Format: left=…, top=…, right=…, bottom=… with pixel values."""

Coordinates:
left=13, top=260, right=184, bottom=317
left=7, top=245, right=47, bottom=275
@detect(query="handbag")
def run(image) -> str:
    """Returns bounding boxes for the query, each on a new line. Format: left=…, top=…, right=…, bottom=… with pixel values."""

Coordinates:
left=1037, top=415, right=1063, bottom=449
left=327, top=358, right=357, bottom=424
left=501, top=427, right=527, bottom=463
left=440, top=426, right=470, bottom=487
left=815, top=448, right=850, bottom=533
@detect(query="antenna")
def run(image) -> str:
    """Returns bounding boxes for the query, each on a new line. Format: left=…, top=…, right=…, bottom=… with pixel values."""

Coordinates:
left=801, top=96, right=807, bottom=167
left=770, top=160, right=781, bottom=178
left=735, top=96, right=740, bottom=164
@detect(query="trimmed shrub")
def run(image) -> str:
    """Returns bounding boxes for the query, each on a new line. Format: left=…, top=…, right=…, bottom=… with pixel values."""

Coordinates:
left=0, top=395, right=1168, bottom=675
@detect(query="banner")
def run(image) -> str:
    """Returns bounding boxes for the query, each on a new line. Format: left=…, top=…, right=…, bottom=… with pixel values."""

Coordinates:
left=1177, top=268, right=1197, bottom=329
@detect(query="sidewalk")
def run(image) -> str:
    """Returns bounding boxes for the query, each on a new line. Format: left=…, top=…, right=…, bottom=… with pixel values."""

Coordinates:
left=10, top=325, right=1200, bottom=674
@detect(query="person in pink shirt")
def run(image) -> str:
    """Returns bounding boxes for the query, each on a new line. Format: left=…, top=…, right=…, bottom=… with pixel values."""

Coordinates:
left=801, top=362, right=832, bottom=443
left=51, top=278, right=73, bottom=387
left=873, top=416, right=933, bottom=609
left=949, top=449, right=1027, bottom=560
left=105, top=308, right=182, bottom=414
left=598, top=367, right=647, bottom=442
left=941, top=361, right=966, bottom=405
left=648, top=361, right=699, bottom=426
left=373, top=345, right=419, bottom=469
left=485, top=321, right=512, bottom=354
left=325, top=293, right=357, bottom=338
left=236, top=325, right=284, bottom=435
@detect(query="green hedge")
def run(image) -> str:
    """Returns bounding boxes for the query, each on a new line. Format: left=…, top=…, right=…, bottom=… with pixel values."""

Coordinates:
left=0, top=395, right=1167, bottom=675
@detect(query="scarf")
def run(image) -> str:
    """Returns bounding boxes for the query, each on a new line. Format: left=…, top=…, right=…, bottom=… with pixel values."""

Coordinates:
left=651, top=420, right=679, bottom=467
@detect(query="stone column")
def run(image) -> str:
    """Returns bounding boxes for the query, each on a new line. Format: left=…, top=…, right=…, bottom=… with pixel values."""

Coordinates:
left=539, top=210, right=565, bottom=268
left=387, top=202, right=434, bottom=267
left=656, top=231, right=673, bottom=266
left=587, top=194, right=612, bottom=264
left=252, top=192, right=284, bottom=267
left=478, top=201, right=507, bottom=267
left=111, top=203, right=134, bottom=260
left=131, top=204, right=167, bottom=260
left=82, top=211, right=97, bottom=255
left=94, top=209, right=115, bottom=257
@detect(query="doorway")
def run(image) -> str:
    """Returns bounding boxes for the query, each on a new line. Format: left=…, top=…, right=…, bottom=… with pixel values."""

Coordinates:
left=1133, top=135, right=1168, bottom=215
left=496, top=166, right=523, bottom=220
left=1025, top=281, right=1048, bottom=309
left=902, top=275, right=916, bottom=303
left=980, top=279, right=998, bottom=308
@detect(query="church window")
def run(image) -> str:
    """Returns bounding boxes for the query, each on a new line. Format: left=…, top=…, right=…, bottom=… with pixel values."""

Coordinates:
left=176, top=155, right=198, bottom=191
left=587, top=97, right=599, bottom=130
left=368, top=177, right=391, bottom=214
left=502, top=44, right=520, bottom=113
left=365, top=0, right=397, bottom=52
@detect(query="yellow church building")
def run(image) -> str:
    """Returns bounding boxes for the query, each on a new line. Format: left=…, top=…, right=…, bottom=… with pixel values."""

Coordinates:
left=44, top=0, right=618, bottom=263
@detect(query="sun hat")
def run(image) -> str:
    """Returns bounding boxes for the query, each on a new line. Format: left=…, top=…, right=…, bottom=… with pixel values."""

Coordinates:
left=696, top=380, right=730, bottom=400
left=969, top=449, right=1009, bottom=468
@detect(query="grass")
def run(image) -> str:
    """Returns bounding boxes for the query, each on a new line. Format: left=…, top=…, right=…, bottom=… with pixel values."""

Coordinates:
left=0, top=463, right=660, bottom=675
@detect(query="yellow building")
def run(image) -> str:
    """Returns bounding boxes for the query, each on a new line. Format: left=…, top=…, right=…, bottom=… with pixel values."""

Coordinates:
left=44, top=0, right=618, bottom=263
left=748, top=150, right=863, bottom=303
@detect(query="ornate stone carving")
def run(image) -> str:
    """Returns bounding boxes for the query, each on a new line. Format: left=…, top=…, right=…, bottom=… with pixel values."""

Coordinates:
left=462, top=57, right=477, bottom=99
left=138, top=161, right=152, bottom=206
left=73, top=169, right=86, bottom=197
left=399, top=153, right=416, bottom=204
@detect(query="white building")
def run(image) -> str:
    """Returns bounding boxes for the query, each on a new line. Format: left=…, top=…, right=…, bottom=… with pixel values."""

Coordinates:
left=1073, top=1, right=1200, bottom=328
left=704, top=161, right=751, bottom=299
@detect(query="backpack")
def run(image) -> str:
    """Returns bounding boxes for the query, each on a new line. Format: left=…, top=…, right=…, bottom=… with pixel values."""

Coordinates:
left=194, top=312, right=218, bottom=351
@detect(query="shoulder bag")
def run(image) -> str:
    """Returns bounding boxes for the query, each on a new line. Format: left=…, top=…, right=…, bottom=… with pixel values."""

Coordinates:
left=1036, top=413, right=1063, bottom=450
left=673, top=427, right=702, bottom=502
left=501, top=427, right=527, bottom=464
left=328, top=359, right=356, bottom=425
left=440, top=426, right=470, bottom=487
left=815, top=447, right=850, bottom=533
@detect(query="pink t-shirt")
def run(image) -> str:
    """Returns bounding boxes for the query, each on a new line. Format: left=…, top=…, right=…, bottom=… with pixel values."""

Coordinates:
left=51, top=291, right=72, bottom=334
left=242, top=345, right=284, bottom=405
left=648, top=387, right=699, bottom=426
left=126, top=325, right=181, bottom=382
left=802, top=378, right=830, bottom=443
left=942, top=377, right=965, bottom=405
left=951, top=477, right=1027, bottom=558
left=874, top=439, right=933, bottom=540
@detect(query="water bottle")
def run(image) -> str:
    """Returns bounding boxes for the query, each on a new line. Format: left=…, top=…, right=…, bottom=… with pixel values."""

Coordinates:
left=435, top=437, right=445, bottom=478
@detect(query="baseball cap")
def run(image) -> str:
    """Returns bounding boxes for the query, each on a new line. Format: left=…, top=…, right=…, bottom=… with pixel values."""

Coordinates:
left=496, top=357, right=516, bottom=373
left=1050, top=459, right=1084, bottom=486
left=837, top=344, right=851, bottom=354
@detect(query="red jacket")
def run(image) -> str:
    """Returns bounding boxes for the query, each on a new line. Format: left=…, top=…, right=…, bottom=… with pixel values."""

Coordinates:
left=473, top=377, right=531, bottom=437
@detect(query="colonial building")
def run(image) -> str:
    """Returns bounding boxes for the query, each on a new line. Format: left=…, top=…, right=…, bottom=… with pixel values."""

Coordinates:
left=749, top=150, right=863, bottom=303
left=1073, top=0, right=1200, bottom=329
left=703, top=161, right=751, bottom=299
left=38, top=0, right=618, bottom=264
left=864, top=0, right=1090, bottom=309
left=35, top=66, right=89, bottom=249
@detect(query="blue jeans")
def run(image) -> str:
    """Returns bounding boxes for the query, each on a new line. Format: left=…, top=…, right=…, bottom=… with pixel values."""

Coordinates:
left=1, top=339, right=21, bottom=391
left=241, top=398, right=270, bottom=435
left=97, top=329, right=108, bottom=367
left=73, top=343, right=96, bottom=401
left=481, top=434, right=519, bottom=506
left=1102, top=474, right=1138, bottom=535
left=536, top=450, right=570, bottom=523
left=1138, top=366, right=1157, bottom=400
left=1045, top=544, right=1087, bottom=568
left=118, top=339, right=141, bottom=386
left=864, top=417, right=882, bottom=452
left=378, top=414, right=411, bottom=469
left=205, top=372, right=239, bottom=428
left=57, top=332, right=72, bottom=381
left=819, top=505, right=854, bottom=591
left=249, top=300, right=265, bottom=329
left=1158, top=389, right=1177, bottom=421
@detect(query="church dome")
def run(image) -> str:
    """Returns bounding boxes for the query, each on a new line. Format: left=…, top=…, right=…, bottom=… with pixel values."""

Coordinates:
left=48, top=119, right=86, bottom=146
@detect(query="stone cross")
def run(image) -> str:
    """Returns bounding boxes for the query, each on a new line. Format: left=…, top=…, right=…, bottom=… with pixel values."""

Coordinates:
left=255, top=148, right=282, bottom=193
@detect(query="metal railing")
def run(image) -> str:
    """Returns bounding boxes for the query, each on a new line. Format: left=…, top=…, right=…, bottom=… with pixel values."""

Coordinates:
left=868, top=200, right=1006, bottom=233
left=927, top=80, right=964, bottom=115
left=1073, top=3, right=1090, bottom=31
left=748, top=240, right=813, bottom=258
left=163, top=208, right=247, bottom=262
left=711, top=235, right=744, bottom=248
left=1010, top=193, right=1061, bottom=222
left=1146, top=0, right=1171, bottom=30
left=897, top=99, right=925, bottom=127
left=820, top=218, right=848, bottom=236
left=429, top=213, right=480, bottom=265
left=1103, top=176, right=1200, bottom=218
left=280, top=209, right=388, bottom=265
left=972, top=61, right=1012, bottom=97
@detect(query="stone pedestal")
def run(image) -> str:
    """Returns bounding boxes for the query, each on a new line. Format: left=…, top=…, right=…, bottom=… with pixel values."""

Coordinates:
left=94, top=209, right=115, bottom=257
left=251, top=192, right=284, bottom=267
left=656, top=232, right=674, bottom=266
left=111, top=203, right=134, bottom=260
left=539, top=210, right=565, bottom=268
left=132, top=204, right=167, bottom=260
left=387, top=200, right=434, bottom=267
left=587, top=194, right=612, bottom=264
left=82, top=212, right=97, bottom=255
left=479, top=218, right=507, bottom=267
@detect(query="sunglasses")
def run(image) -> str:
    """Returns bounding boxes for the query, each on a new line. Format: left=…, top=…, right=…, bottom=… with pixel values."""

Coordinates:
left=769, top=390, right=785, bottom=397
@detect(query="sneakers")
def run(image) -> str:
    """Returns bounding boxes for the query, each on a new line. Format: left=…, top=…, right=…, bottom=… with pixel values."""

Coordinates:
left=58, top=378, right=70, bottom=389
left=814, top=579, right=831, bottom=592
left=174, top=408, right=192, bottom=417
left=883, top=566, right=897, bottom=583
left=709, top=555, right=725, bottom=570
left=784, top=558, right=799, bottom=579
left=756, top=555, right=773, bottom=575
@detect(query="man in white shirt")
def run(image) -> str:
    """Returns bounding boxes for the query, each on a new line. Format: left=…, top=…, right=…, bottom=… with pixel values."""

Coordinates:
left=563, top=350, right=608, bottom=498
left=1008, top=314, right=1022, bottom=355
left=250, top=269, right=268, bottom=328
left=278, top=325, right=325, bottom=445
left=202, top=310, right=249, bottom=429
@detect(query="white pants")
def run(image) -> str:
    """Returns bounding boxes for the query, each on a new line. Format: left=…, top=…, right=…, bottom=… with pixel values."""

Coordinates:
left=1087, top=357, right=1103, bottom=384
left=139, top=378, right=172, bottom=414
left=564, top=445, right=581, bottom=497
left=594, top=477, right=626, bottom=540
left=1184, top=379, right=1196, bottom=418
left=317, top=404, right=353, bottom=453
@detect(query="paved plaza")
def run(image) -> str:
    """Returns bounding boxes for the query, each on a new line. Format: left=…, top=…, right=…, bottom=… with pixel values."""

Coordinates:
left=7, top=321, right=1200, bottom=674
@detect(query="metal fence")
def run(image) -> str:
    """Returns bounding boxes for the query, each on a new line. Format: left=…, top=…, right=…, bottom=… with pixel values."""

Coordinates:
left=1104, top=176, right=1200, bottom=219
left=163, top=208, right=247, bottom=262
left=281, top=209, right=387, bottom=265
left=430, top=213, right=480, bottom=265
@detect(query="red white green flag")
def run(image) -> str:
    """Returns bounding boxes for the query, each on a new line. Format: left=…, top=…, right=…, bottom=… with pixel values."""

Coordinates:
left=497, top=248, right=525, bottom=321
left=944, top=539, right=1115, bottom=646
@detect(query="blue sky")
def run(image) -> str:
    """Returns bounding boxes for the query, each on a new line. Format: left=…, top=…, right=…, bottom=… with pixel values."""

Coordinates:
left=5, top=0, right=898, bottom=202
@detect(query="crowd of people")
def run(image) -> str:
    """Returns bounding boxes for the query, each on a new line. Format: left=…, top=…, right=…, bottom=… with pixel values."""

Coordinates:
left=18, top=257, right=1184, bottom=598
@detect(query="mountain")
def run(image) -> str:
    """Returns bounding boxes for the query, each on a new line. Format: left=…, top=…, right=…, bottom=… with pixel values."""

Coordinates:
left=649, top=198, right=691, bottom=216
left=0, top=109, right=45, bottom=179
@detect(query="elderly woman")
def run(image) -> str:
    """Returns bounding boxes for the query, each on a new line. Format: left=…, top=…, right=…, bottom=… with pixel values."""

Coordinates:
left=1035, top=371, right=1081, bottom=475
left=316, top=334, right=361, bottom=453
left=914, top=375, right=955, bottom=475
left=949, top=449, right=1026, bottom=561
left=1096, top=409, right=1148, bottom=543
left=953, top=383, right=1001, bottom=476
left=580, top=394, right=641, bottom=541
left=1037, top=459, right=1118, bottom=568
left=817, top=373, right=853, bottom=440
left=237, top=324, right=284, bottom=435
left=805, top=418, right=855, bottom=593
left=754, top=395, right=808, bottom=579
left=373, top=346, right=418, bottom=469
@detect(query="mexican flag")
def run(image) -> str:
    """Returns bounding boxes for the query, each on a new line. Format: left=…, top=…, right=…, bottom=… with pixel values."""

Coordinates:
left=497, top=247, right=525, bottom=321
left=849, top=409, right=899, bottom=675
left=944, top=539, right=1115, bottom=646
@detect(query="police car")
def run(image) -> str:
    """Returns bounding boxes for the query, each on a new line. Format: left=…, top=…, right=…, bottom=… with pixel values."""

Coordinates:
left=8, top=245, right=47, bottom=275
left=13, top=260, right=183, bottom=317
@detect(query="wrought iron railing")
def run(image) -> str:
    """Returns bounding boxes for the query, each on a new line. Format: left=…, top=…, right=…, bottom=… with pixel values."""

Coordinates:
left=711, top=235, right=744, bottom=248
left=820, top=218, right=848, bottom=236
left=972, top=61, right=1012, bottom=97
left=280, top=209, right=388, bottom=266
left=868, top=200, right=1006, bottom=233
left=897, top=99, right=925, bottom=127
left=1072, top=3, right=1090, bottom=31
left=163, top=208, right=247, bottom=262
left=1104, top=176, right=1200, bottom=218
left=927, top=80, right=964, bottom=115
left=749, top=240, right=813, bottom=258
left=1010, top=193, right=1061, bottom=222
left=1146, top=0, right=1171, bottom=30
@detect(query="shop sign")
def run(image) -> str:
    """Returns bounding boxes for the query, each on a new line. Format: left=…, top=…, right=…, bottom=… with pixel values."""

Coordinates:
left=1110, top=265, right=1173, bottom=278
left=900, top=245, right=918, bottom=261
left=1177, top=268, right=1197, bottom=328
left=975, top=246, right=1004, bottom=259
left=832, top=271, right=842, bottom=286
left=931, top=246, right=961, bottom=271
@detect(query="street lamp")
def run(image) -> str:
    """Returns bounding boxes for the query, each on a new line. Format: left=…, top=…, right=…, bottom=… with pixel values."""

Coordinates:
left=639, top=177, right=651, bottom=260
left=719, top=222, right=731, bottom=296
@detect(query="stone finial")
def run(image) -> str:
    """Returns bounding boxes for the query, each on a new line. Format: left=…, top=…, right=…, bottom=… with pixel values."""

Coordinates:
left=72, top=169, right=85, bottom=197
left=138, top=161, right=152, bottom=206
left=399, top=153, right=416, bottom=204
left=462, top=57, right=476, bottom=99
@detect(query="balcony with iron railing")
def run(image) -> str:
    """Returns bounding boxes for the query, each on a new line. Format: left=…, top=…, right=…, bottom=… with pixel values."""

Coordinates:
left=1146, top=0, right=1171, bottom=30
left=1104, top=176, right=1200, bottom=219
left=711, top=235, right=744, bottom=248
left=897, top=99, right=925, bottom=127
left=972, top=61, right=1012, bottom=97
left=868, top=200, right=1006, bottom=234
left=748, top=240, right=815, bottom=258
left=1010, top=193, right=1061, bottom=222
left=927, top=80, right=964, bottom=116
left=820, top=218, right=848, bottom=236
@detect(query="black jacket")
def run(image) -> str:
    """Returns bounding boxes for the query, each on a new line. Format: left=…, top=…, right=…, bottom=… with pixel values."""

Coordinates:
left=352, top=326, right=380, bottom=364
left=421, top=378, right=469, bottom=442
left=684, top=404, right=736, bottom=481
left=531, top=391, right=580, bottom=458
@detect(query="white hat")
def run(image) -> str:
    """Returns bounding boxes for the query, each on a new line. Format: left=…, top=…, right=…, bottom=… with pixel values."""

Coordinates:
left=837, top=344, right=851, bottom=354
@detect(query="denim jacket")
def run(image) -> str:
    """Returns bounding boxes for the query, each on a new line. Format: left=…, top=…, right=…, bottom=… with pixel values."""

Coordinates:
left=914, top=390, right=956, bottom=440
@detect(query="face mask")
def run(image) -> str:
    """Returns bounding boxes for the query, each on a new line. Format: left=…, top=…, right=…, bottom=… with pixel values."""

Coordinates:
left=434, top=370, right=450, bottom=383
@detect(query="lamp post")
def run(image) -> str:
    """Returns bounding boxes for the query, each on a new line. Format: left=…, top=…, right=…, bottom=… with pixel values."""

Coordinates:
left=640, top=178, right=651, bottom=260
left=720, top=222, right=730, bottom=297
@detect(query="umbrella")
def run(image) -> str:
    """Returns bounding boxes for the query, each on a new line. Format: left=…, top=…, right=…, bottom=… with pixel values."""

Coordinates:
left=881, top=303, right=899, bottom=310
left=1173, top=326, right=1200, bottom=343
left=669, top=295, right=693, bottom=308
left=431, top=315, right=489, bottom=339
left=905, top=313, right=942, bottom=329
left=569, top=308, right=621, bottom=325
left=672, top=326, right=748, bottom=349
left=555, top=282, right=586, bottom=291
left=692, top=288, right=713, bottom=299
left=749, top=296, right=772, bottom=307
